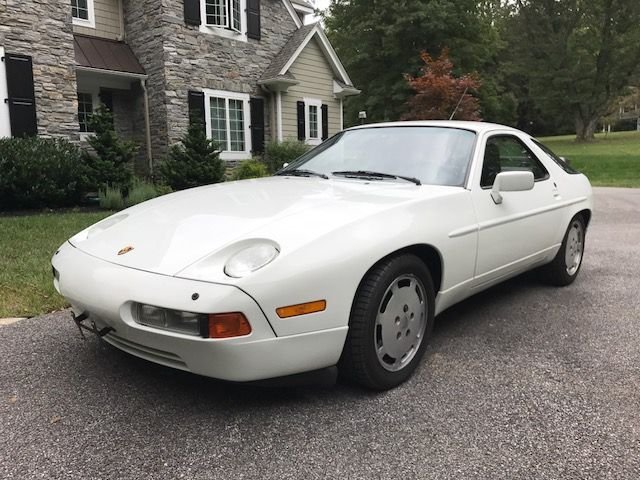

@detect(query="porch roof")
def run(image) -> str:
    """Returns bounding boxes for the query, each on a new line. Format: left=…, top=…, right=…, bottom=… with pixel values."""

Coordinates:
left=74, top=35, right=146, bottom=76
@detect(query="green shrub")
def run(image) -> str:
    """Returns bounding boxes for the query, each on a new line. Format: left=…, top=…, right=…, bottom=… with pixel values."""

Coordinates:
left=99, top=186, right=125, bottom=210
left=232, top=160, right=269, bottom=180
left=125, top=179, right=161, bottom=207
left=264, top=140, right=310, bottom=173
left=0, top=136, right=90, bottom=211
left=82, top=105, right=138, bottom=194
left=159, top=121, right=225, bottom=191
left=154, top=183, right=174, bottom=197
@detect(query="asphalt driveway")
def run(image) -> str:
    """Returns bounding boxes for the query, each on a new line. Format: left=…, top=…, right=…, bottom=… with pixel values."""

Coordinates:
left=1, top=187, right=639, bottom=479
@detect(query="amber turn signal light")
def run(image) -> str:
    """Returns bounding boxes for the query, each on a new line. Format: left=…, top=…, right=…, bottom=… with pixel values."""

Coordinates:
left=276, top=300, right=327, bottom=319
left=208, top=312, right=252, bottom=339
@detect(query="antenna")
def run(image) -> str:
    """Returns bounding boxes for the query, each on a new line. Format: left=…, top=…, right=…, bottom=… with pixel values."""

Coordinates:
left=449, top=87, right=469, bottom=121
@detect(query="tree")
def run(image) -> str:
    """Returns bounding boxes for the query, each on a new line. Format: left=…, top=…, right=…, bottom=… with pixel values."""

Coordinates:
left=402, top=49, right=482, bottom=121
left=82, top=105, right=137, bottom=193
left=158, top=121, right=225, bottom=191
left=506, top=0, right=640, bottom=141
left=323, top=0, right=504, bottom=125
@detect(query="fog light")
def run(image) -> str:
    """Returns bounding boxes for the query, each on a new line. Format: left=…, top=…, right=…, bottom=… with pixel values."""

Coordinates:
left=208, top=313, right=252, bottom=339
left=134, top=304, right=206, bottom=337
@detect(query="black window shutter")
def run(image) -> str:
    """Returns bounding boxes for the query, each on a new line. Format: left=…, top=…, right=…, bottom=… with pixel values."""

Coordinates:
left=5, top=53, right=37, bottom=137
left=247, top=0, right=261, bottom=40
left=184, top=0, right=201, bottom=26
left=297, top=101, right=306, bottom=141
left=250, top=97, right=265, bottom=154
left=188, top=90, right=205, bottom=127
left=321, top=104, right=329, bottom=140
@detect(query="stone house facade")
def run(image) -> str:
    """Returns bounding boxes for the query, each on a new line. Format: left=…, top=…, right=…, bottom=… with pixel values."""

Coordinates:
left=0, top=0, right=359, bottom=173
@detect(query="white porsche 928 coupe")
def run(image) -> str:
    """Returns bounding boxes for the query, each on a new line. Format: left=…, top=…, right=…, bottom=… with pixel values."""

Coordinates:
left=52, top=121, right=592, bottom=390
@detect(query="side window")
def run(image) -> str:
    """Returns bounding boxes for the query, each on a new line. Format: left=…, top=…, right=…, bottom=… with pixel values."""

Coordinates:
left=532, top=139, right=580, bottom=174
left=481, top=136, right=549, bottom=188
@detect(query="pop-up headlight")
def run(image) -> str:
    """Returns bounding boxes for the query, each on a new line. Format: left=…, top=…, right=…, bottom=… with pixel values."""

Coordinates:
left=224, top=243, right=280, bottom=278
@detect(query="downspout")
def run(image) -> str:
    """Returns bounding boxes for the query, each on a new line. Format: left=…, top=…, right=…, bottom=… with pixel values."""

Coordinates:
left=140, top=78, right=153, bottom=176
left=276, top=90, right=283, bottom=142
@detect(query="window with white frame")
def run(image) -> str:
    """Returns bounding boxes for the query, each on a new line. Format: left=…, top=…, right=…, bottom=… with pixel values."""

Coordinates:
left=71, top=0, right=95, bottom=28
left=201, top=0, right=246, bottom=39
left=204, top=89, right=251, bottom=160
left=305, top=98, right=323, bottom=145
left=77, top=92, right=94, bottom=133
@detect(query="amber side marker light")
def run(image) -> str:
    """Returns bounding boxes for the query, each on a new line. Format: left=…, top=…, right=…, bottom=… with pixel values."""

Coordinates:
left=208, top=313, right=252, bottom=339
left=276, top=300, right=327, bottom=319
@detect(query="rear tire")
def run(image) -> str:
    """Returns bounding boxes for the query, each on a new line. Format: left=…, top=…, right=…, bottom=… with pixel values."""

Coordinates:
left=339, top=254, right=435, bottom=390
left=541, top=215, right=586, bottom=286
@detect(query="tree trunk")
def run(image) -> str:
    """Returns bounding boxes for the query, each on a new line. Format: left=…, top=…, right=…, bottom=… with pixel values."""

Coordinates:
left=575, top=113, right=598, bottom=142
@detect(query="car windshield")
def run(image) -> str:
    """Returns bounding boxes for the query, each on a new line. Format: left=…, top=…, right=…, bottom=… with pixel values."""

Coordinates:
left=281, top=126, right=477, bottom=187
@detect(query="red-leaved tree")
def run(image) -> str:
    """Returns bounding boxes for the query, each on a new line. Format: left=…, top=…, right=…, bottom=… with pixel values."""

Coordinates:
left=402, top=49, right=482, bottom=122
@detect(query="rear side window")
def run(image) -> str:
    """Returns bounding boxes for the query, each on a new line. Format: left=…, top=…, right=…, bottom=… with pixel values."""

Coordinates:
left=532, top=139, right=580, bottom=174
left=481, top=135, right=550, bottom=188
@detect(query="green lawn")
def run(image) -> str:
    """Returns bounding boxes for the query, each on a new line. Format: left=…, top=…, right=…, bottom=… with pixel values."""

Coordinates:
left=539, top=130, right=640, bottom=188
left=0, top=211, right=110, bottom=318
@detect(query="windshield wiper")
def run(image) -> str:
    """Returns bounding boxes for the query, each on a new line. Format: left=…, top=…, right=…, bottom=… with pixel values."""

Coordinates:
left=276, top=169, right=329, bottom=179
left=332, top=170, right=421, bottom=186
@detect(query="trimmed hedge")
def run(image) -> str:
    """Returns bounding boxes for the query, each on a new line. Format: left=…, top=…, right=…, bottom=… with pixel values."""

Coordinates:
left=0, top=137, right=90, bottom=211
left=232, top=160, right=269, bottom=180
left=264, top=140, right=310, bottom=173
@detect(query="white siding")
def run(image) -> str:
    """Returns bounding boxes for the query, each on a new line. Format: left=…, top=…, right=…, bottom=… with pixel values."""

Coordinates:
left=281, top=38, right=342, bottom=141
left=73, top=0, right=122, bottom=40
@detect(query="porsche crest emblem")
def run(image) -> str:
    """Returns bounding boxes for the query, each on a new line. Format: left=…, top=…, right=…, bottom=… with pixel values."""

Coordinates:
left=117, top=246, right=135, bottom=256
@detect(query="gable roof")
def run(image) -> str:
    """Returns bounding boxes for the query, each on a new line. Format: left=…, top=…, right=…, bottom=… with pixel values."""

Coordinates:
left=261, top=23, right=355, bottom=88
left=282, top=0, right=303, bottom=28
left=261, top=24, right=316, bottom=81
left=290, top=0, right=315, bottom=14
left=290, top=0, right=314, bottom=8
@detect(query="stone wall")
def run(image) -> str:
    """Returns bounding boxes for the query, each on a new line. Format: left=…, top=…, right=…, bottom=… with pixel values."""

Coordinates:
left=111, top=86, right=149, bottom=175
left=0, top=0, right=79, bottom=138
left=122, top=0, right=169, bottom=164
left=159, top=0, right=299, bottom=155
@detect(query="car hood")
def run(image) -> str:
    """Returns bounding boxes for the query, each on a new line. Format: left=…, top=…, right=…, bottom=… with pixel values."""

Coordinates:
left=71, top=177, right=458, bottom=277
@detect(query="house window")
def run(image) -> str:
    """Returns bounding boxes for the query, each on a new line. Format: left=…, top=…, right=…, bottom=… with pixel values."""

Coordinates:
left=204, top=89, right=251, bottom=160
left=305, top=98, right=323, bottom=145
left=71, top=0, right=95, bottom=28
left=77, top=93, right=94, bottom=133
left=202, top=0, right=245, bottom=38
left=309, top=105, right=319, bottom=139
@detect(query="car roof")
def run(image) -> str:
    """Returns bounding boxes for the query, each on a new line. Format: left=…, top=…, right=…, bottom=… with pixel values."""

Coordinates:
left=345, top=120, right=522, bottom=135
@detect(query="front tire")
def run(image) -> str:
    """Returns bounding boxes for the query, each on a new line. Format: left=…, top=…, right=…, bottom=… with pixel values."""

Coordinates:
left=340, top=254, right=435, bottom=390
left=542, top=215, right=586, bottom=286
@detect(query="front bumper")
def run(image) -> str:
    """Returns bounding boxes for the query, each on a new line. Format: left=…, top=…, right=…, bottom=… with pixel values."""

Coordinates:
left=52, top=242, right=347, bottom=382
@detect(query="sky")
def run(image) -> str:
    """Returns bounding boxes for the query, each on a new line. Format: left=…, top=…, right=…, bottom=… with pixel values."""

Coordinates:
left=309, top=0, right=330, bottom=24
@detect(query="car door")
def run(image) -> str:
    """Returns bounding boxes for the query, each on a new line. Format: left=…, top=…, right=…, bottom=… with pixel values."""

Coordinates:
left=471, top=132, right=564, bottom=288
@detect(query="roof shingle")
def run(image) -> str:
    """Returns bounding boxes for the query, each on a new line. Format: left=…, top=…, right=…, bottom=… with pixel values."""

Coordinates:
left=261, top=24, right=317, bottom=81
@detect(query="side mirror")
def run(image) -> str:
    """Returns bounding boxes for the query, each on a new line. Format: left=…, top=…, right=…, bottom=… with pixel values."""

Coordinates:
left=559, top=156, right=571, bottom=165
left=491, top=171, right=534, bottom=204
left=282, top=163, right=290, bottom=169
